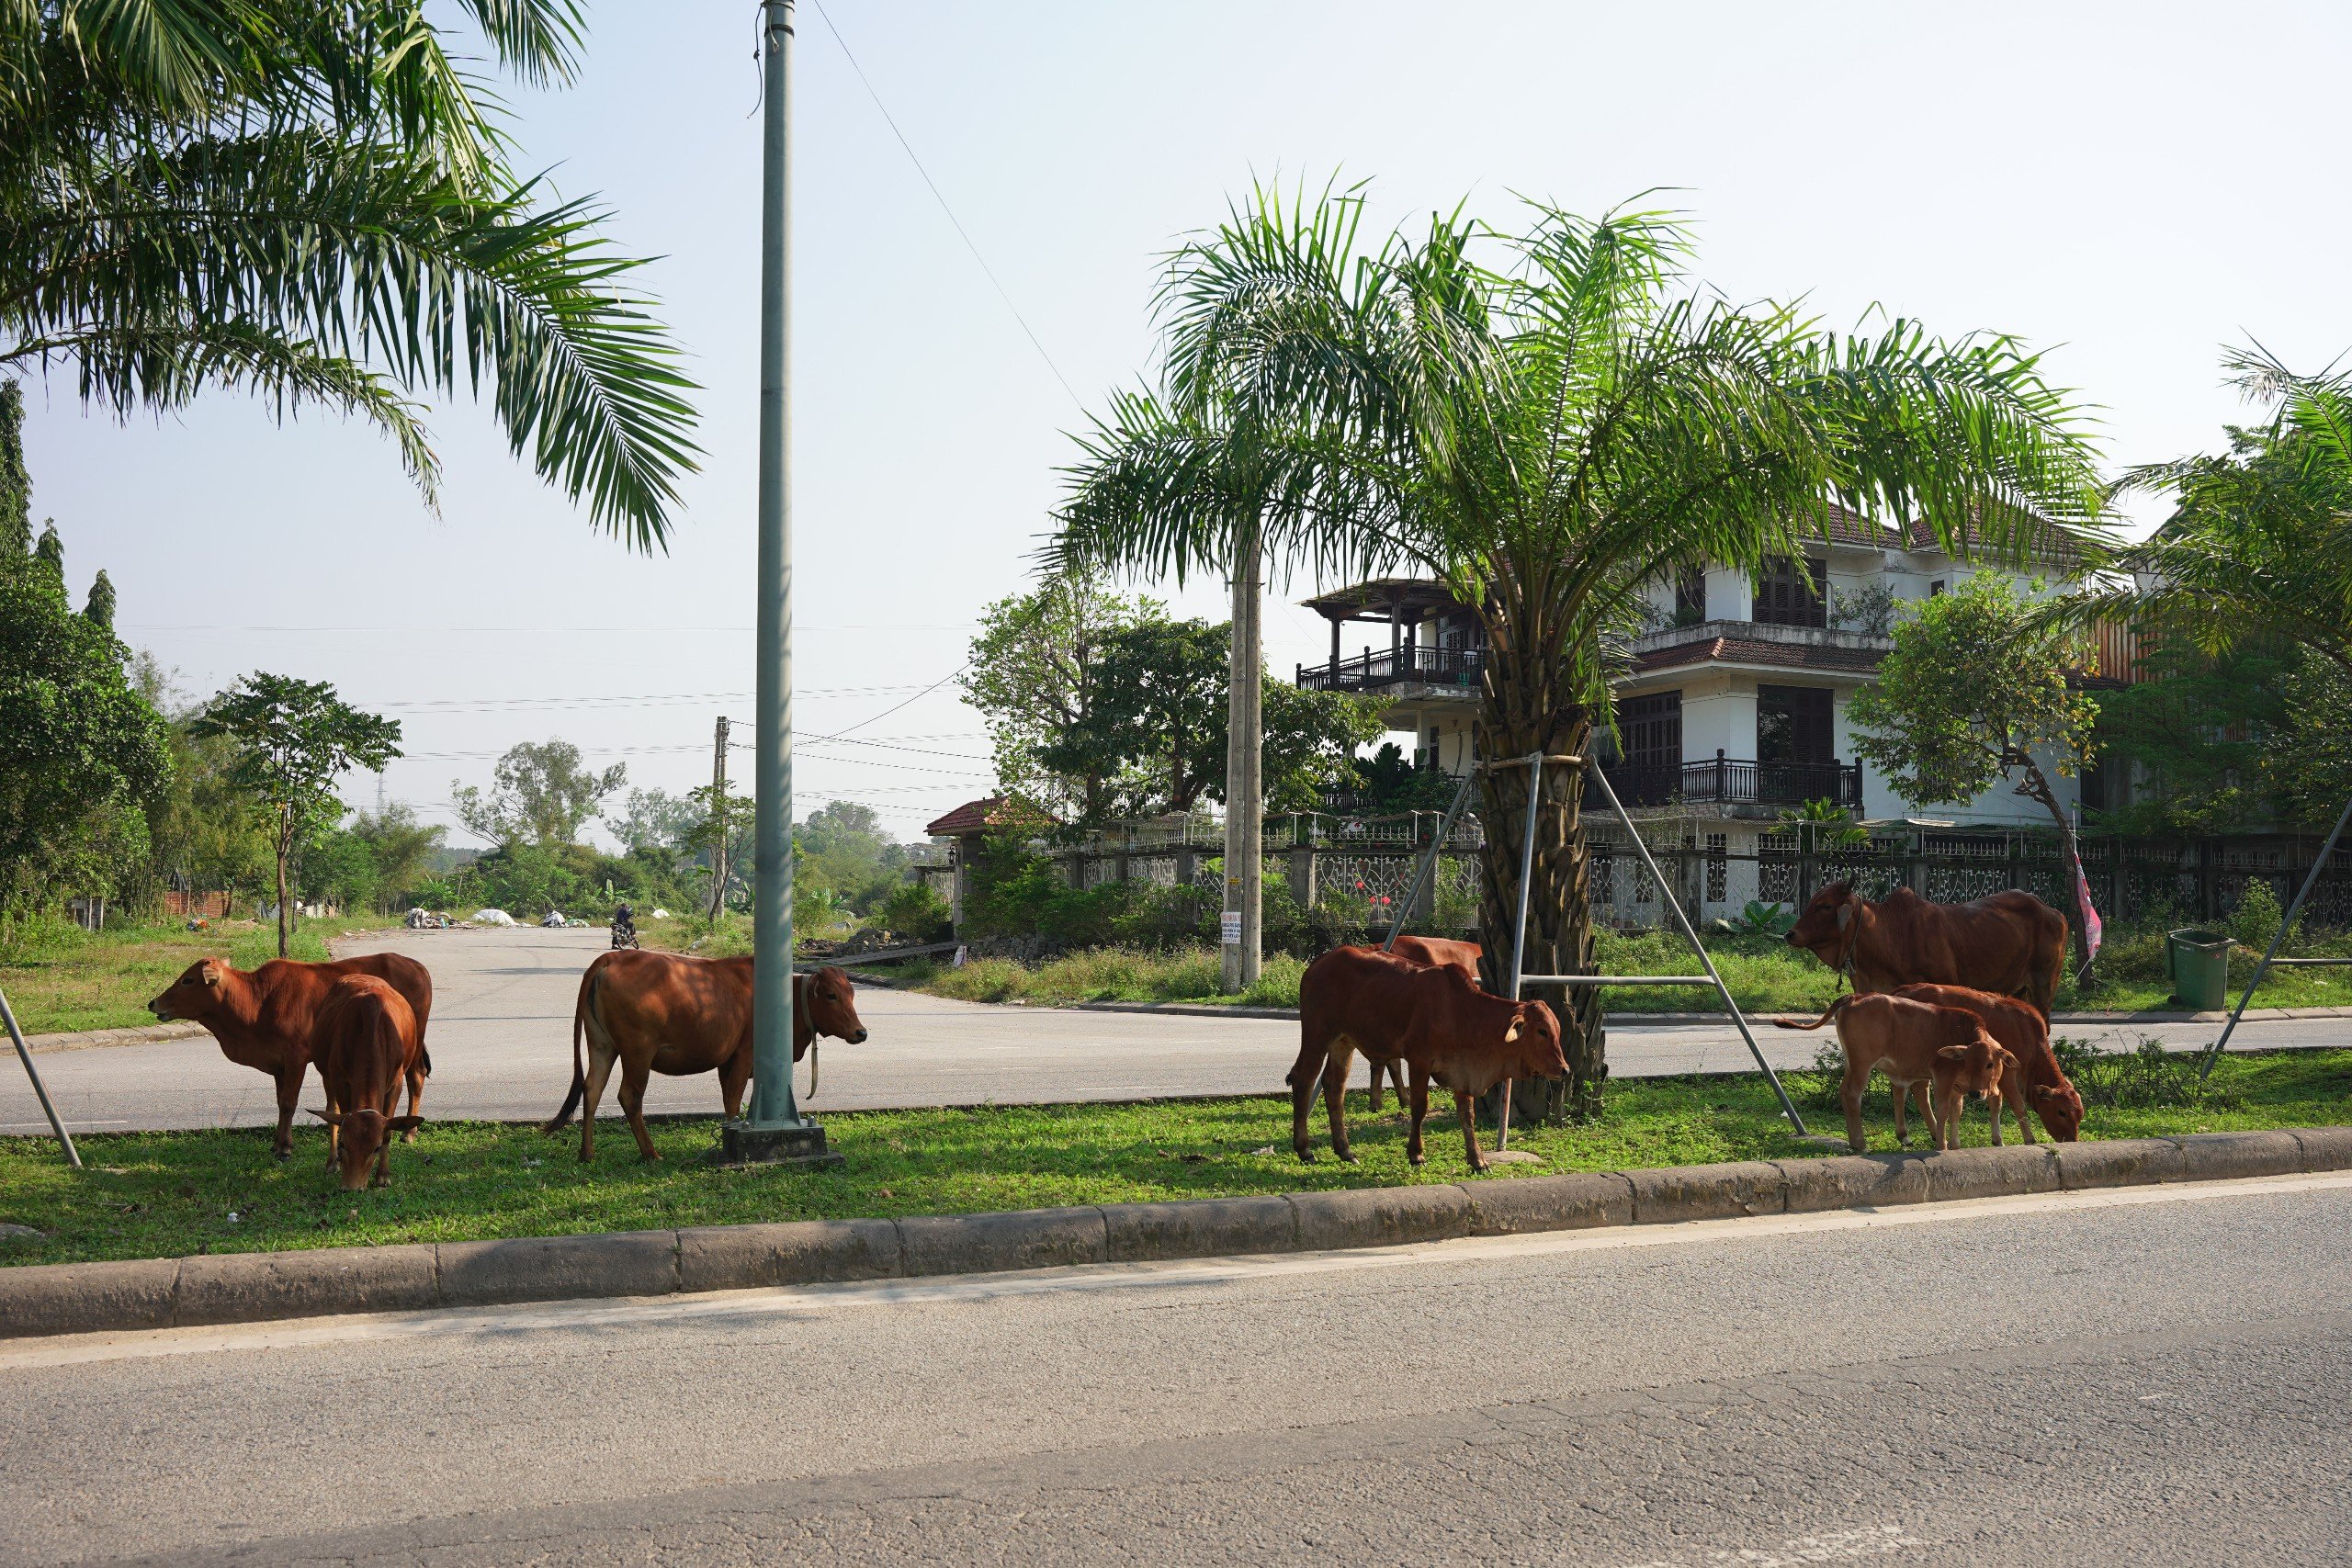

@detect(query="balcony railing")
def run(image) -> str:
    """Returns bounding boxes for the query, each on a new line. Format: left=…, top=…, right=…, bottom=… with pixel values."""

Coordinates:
left=1603, top=753, right=1862, bottom=810
left=1296, top=644, right=1484, bottom=693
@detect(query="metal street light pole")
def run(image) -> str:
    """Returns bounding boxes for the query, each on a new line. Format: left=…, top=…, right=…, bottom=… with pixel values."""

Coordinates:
left=727, top=0, right=836, bottom=1167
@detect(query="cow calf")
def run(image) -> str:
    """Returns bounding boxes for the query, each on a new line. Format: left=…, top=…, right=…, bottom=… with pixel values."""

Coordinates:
left=1784, top=993, right=2018, bottom=1154
left=308, top=976, right=426, bottom=1190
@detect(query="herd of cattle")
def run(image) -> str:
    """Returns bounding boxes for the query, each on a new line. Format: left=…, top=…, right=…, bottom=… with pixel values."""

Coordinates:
left=1288, top=880, right=2084, bottom=1169
left=141, top=878, right=2083, bottom=1191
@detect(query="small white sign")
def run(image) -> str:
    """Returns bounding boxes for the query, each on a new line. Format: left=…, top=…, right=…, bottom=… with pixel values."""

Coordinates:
left=1220, top=911, right=1243, bottom=945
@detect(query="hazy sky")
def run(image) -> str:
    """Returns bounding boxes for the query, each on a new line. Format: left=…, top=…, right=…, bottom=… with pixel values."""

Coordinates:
left=19, top=1, right=2351, bottom=846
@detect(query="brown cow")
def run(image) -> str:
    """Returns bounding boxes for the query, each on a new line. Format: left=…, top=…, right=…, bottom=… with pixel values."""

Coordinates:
left=1785, top=883, right=2068, bottom=1017
left=1893, top=982, right=2084, bottom=1144
left=148, top=953, right=434, bottom=1157
left=1781, top=992, right=2018, bottom=1153
left=542, top=951, right=868, bottom=1163
left=1363, top=936, right=1485, bottom=1109
left=307, top=976, right=425, bottom=1190
left=1290, top=945, right=1565, bottom=1172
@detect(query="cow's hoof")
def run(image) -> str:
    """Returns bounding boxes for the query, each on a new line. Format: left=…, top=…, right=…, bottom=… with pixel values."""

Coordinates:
left=273, top=1147, right=291, bottom=1162
left=1334, top=1149, right=1357, bottom=1165
left=1408, top=1153, right=1426, bottom=1168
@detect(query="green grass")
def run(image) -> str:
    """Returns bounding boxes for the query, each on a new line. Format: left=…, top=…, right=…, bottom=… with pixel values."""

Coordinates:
left=910, top=930, right=2352, bottom=1016
left=5, top=1047, right=2346, bottom=1269
left=0, top=915, right=386, bottom=1036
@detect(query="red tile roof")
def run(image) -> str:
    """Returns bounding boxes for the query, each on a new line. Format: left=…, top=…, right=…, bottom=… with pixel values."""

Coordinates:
left=1798, top=501, right=1900, bottom=548
left=923, top=795, right=1054, bottom=838
left=1633, top=637, right=1886, bottom=676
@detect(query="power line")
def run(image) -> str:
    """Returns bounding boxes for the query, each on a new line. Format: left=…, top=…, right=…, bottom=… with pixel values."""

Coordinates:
left=121, top=623, right=974, bottom=634
left=807, top=0, right=1080, bottom=406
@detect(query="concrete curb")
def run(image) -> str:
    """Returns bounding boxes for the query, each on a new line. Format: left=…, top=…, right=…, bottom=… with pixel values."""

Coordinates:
left=5, top=1128, right=2347, bottom=1341
left=1067, top=1001, right=2352, bottom=1025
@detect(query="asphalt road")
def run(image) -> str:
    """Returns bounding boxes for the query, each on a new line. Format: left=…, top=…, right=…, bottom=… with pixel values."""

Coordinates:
left=3, top=1172, right=2348, bottom=1564
left=5, top=926, right=2340, bottom=1137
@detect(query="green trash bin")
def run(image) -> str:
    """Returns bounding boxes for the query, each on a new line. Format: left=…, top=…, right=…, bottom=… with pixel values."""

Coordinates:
left=2167, top=928, right=2233, bottom=1010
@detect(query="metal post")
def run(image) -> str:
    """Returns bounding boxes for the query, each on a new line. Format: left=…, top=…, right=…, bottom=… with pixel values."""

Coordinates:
left=2199, top=791, right=2352, bottom=1079
left=728, top=0, right=833, bottom=1166
left=1383, top=770, right=1476, bottom=951
left=1508, top=753, right=1544, bottom=998
left=1585, top=762, right=1808, bottom=1134
left=2, top=984, right=80, bottom=1168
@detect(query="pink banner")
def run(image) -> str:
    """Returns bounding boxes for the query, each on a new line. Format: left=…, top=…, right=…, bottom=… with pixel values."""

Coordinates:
left=2073, top=849, right=2104, bottom=964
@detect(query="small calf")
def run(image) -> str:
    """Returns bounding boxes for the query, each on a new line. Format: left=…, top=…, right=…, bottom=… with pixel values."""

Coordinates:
left=1893, top=983, right=2084, bottom=1144
left=1292, top=946, right=1565, bottom=1171
left=1781, top=993, right=2018, bottom=1154
left=309, top=976, right=425, bottom=1190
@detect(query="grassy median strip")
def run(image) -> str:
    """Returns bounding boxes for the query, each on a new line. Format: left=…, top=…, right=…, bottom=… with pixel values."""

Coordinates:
left=3, top=1049, right=2345, bottom=1269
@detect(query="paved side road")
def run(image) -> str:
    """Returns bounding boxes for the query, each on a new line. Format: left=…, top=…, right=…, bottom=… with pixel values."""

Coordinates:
left=2, top=925, right=2336, bottom=1136
left=2, top=1176, right=2346, bottom=1564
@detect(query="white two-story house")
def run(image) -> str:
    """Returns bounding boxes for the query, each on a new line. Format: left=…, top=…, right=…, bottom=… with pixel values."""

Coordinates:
left=1294, top=507, right=2099, bottom=852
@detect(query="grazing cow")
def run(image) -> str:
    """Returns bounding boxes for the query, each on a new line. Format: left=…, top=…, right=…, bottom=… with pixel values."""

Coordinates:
left=1290, top=945, right=1565, bottom=1172
left=1779, top=993, right=2018, bottom=1153
left=1785, top=883, right=2068, bottom=1017
left=147, top=953, right=434, bottom=1157
left=1893, top=982, right=2084, bottom=1145
left=543, top=951, right=868, bottom=1163
left=308, top=976, right=425, bottom=1190
left=1363, top=936, right=1486, bottom=1109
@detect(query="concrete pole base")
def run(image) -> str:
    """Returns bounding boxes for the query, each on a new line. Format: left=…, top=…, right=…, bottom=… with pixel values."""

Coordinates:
left=716, top=1120, right=844, bottom=1168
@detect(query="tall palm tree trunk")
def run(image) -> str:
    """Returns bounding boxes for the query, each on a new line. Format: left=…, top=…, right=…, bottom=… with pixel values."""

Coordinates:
left=1221, top=527, right=1263, bottom=992
left=1472, top=596, right=1603, bottom=1121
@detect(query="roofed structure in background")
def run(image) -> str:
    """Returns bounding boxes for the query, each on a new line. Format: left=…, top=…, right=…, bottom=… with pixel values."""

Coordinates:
left=924, top=795, right=1056, bottom=840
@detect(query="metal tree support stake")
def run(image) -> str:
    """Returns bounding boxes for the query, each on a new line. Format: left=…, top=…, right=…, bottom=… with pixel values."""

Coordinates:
left=1, top=984, right=80, bottom=1168
left=1500, top=754, right=1808, bottom=1135
left=1381, top=770, right=1477, bottom=953
left=728, top=0, right=836, bottom=1168
left=2198, top=791, right=2352, bottom=1080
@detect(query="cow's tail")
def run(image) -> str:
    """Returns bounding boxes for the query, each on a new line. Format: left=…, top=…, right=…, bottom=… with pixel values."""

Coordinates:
left=419, top=1045, right=433, bottom=1079
left=1773, top=995, right=1854, bottom=1032
left=543, top=964, right=598, bottom=1134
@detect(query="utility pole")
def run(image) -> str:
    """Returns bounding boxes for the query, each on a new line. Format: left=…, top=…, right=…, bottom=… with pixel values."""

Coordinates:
left=1221, top=524, right=1263, bottom=991
left=727, top=0, right=834, bottom=1167
left=707, top=715, right=730, bottom=918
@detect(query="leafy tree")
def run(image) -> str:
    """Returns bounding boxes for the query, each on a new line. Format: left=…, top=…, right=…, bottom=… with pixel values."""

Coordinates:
left=2087, top=641, right=2297, bottom=833
left=960, top=574, right=1157, bottom=820
left=612, top=787, right=701, bottom=857
left=135, top=654, right=274, bottom=907
left=1056, top=188, right=2101, bottom=1114
left=451, top=739, right=624, bottom=849
left=1849, top=574, right=2100, bottom=966
left=348, top=804, right=447, bottom=909
left=0, top=389, right=168, bottom=916
left=1040, top=617, right=1228, bottom=818
left=1262, top=681, right=1387, bottom=811
left=0, top=1, right=699, bottom=546
left=194, top=673, right=401, bottom=955
left=797, top=801, right=907, bottom=916
left=2064, top=346, right=2352, bottom=679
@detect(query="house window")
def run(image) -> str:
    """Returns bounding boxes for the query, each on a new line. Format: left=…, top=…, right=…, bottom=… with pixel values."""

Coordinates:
left=1752, top=557, right=1826, bottom=627
left=1758, top=685, right=1835, bottom=765
left=1929, top=578, right=1947, bottom=596
left=1674, top=564, right=1707, bottom=626
left=1612, top=690, right=1683, bottom=807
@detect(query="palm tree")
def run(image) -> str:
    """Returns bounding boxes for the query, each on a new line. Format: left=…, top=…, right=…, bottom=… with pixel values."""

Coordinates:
left=1056, top=187, right=2103, bottom=1117
left=2062, top=345, right=2352, bottom=674
left=0, top=1, right=698, bottom=548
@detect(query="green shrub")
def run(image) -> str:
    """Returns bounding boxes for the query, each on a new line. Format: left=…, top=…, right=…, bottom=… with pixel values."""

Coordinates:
left=876, top=881, right=953, bottom=942
left=2052, top=1033, right=2244, bottom=1111
left=2229, top=879, right=2290, bottom=953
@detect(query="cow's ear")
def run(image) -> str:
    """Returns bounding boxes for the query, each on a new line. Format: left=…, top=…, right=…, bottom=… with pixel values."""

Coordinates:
left=1503, top=1017, right=1522, bottom=1043
left=387, top=1115, right=423, bottom=1134
left=1834, top=903, right=1854, bottom=931
left=200, top=962, right=221, bottom=986
left=1935, top=1043, right=1968, bottom=1060
left=2031, top=1085, right=2056, bottom=1102
left=309, top=1107, right=342, bottom=1125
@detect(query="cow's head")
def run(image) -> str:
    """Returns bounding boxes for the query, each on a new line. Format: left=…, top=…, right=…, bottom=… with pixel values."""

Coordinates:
left=1503, top=1000, right=1568, bottom=1082
left=2030, top=1077, right=2086, bottom=1142
left=797, top=965, right=867, bottom=1057
left=148, top=958, right=232, bottom=1023
left=1785, top=882, right=1862, bottom=963
left=310, top=1107, right=421, bottom=1190
left=1935, top=1032, right=2017, bottom=1103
